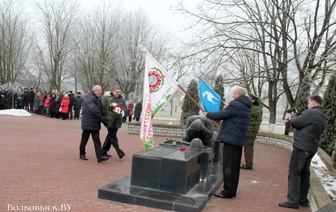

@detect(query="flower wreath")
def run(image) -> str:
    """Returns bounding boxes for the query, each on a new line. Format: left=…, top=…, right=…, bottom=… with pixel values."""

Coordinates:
left=106, top=102, right=124, bottom=117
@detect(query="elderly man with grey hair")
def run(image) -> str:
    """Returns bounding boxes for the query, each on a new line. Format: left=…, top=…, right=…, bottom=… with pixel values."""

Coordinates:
left=79, top=85, right=110, bottom=163
left=204, top=86, right=252, bottom=199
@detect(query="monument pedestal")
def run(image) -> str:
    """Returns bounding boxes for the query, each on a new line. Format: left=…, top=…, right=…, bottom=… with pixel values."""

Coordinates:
left=131, top=146, right=212, bottom=194
left=98, top=143, right=222, bottom=212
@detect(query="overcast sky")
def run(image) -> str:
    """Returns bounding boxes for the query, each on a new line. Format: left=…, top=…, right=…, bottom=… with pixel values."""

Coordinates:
left=82, top=0, right=200, bottom=39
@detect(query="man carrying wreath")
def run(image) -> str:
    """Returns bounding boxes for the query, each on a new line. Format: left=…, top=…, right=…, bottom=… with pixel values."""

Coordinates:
left=102, top=86, right=127, bottom=159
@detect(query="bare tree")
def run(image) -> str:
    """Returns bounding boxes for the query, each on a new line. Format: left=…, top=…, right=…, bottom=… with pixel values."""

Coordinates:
left=0, top=0, right=31, bottom=85
left=113, top=7, right=172, bottom=100
left=34, top=0, right=78, bottom=91
left=73, top=0, right=123, bottom=93
left=174, top=0, right=336, bottom=126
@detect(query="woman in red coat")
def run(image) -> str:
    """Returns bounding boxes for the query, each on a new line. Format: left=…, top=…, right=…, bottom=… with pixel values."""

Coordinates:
left=60, top=94, right=70, bottom=120
left=127, top=100, right=134, bottom=122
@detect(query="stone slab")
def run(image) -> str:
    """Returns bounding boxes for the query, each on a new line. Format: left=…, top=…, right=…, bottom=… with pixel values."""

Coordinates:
left=131, top=146, right=210, bottom=194
left=98, top=163, right=223, bottom=212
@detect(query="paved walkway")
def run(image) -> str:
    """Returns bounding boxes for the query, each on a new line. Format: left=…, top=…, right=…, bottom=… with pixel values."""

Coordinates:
left=0, top=113, right=310, bottom=212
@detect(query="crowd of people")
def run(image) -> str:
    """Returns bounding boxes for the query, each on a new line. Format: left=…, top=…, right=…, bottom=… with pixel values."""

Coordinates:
left=0, top=85, right=84, bottom=120
left=1, top=84, right=143, bottom=164
left=0, top=85, right=142, bottom=122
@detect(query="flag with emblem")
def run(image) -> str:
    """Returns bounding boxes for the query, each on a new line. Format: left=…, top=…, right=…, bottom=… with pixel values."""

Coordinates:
left=199, top=78, right=221, bottom=112
left=140, top=52, right=179, bottom=149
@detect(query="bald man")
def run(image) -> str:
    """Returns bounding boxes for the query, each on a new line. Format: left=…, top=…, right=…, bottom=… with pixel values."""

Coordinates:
left=79, top=85, right=110, bottom=163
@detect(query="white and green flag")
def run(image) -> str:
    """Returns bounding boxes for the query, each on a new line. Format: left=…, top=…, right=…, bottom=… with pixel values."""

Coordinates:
left=140, top=52, right=179, bottom=149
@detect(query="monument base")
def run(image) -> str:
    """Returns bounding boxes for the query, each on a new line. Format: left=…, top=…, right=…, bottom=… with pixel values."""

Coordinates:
left=98, top=163, right=222, bottom=212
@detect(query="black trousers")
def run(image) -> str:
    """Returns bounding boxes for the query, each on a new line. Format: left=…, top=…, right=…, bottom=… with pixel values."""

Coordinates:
left=74, top=108, right=80, bottom=119
left=222, top=142, right=242, bottom=197
left=79, top=130, right=103, bottom=159
left=102, top=128, right=123, bottom=156
left=68, top=105, right=73, bottom=119
left=287, top=147, right=314, bottom=206
left=29, top=101, right=34, bottom=112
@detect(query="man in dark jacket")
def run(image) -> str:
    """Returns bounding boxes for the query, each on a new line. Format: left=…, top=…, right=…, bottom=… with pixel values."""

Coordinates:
left=241, top=93, right=263, bottom=170
left=28, top=88, right=35, bottom=112
left=73, top=92, right=83, bottom=120
left=101, top=86, right=127, bottom=159
left=0, top=86, right=6, bottom=110
left=205, top=86, right=252, bottom=199
left=6, top=88, right=13, bottom=109
left=22, top=88, right=29, bottom=111
left=279, top=95, right=326, bottom=209
left=79, top=85, right=109, bottom=163
left=68, top=91, right=75, bottom=120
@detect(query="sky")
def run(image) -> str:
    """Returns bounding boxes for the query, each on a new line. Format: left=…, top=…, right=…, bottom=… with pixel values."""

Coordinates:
left=83, top=0, right=200, bottom=39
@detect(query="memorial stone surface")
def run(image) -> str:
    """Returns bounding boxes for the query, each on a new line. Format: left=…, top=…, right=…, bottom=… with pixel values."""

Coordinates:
left=98, top=115, right=223, bottom=212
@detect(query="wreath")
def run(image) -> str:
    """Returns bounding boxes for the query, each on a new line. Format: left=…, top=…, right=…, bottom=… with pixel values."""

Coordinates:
left=104, top=100, right=124, bottom=127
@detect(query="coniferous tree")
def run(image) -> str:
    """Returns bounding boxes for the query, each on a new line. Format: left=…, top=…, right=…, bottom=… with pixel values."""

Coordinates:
left=181, top=79, right=200, bottom=125
left=295, top=75, right=311, bottom=113
left=319, top=74, right=336, bottom=162
left=213, top=75, right=225, bottom=110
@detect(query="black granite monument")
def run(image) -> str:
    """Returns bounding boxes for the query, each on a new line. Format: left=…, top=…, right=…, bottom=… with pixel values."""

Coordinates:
left=98, top=116, right=223, bottom=212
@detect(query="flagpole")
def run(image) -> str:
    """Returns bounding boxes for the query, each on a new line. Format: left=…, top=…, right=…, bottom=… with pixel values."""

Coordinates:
left=221, top=99, right=227, bottom=106
left=178, top=85, right=220, bottom=130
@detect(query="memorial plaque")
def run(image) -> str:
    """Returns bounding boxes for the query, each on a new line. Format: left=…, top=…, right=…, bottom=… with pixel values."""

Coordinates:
left=131, top=146, right=207, bottom=194
left=160, top=149, right=202, bottom=194
left=131, top=147, right=176, bottom=189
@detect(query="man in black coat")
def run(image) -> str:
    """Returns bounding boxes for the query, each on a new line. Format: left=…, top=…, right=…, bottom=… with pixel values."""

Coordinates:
left=22, top=88, right=29, bottom=111
left=68, top=91, right=75, bottom=120
left=205, top=86, right=252, bottom=199
left=0, top=86, right=6, bottom=110
left=73, top=92, right=83, bottom=120
left=28, top=88, right=35, bottom=112
left=101, top=86, right=127, bottom=159
left=79, top=85, right=109, bottom=163
left=279, top=95, right=326, bottom=209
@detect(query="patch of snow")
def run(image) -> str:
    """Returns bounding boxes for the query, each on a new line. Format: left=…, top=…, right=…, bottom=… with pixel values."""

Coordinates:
left=312, top=154, right=336, bottom=201
left=0, top=109, right=31, bottom=117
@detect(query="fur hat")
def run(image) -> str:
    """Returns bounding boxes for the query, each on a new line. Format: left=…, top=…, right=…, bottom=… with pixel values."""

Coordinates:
left=249, top=93, right=259, bottom=100
left=104, top=91, right=111, bottom=97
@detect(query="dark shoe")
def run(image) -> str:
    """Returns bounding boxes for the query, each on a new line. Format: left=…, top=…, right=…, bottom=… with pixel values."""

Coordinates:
left=97, top=155, right=110, bottom=163
left=118, top=152, right=125, bottom=159
left=240, top=164, right=253, bottom=170
left=278, top=202, right=299, bottom=209
left=299, top=202, right=309, bottom=207
left=214, top=192, right=232, bottom=199
left=80, top=155, right=88, bottom=161
left=103, top=152, right=111, bottom=158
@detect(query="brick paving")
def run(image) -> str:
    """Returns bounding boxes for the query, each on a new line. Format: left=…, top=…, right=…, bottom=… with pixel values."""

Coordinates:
left=0, top=113, right=310, bottom=212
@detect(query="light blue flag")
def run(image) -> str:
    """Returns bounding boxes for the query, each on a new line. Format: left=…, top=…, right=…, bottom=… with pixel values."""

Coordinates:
left=199, top=78, right=221, bottom=112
